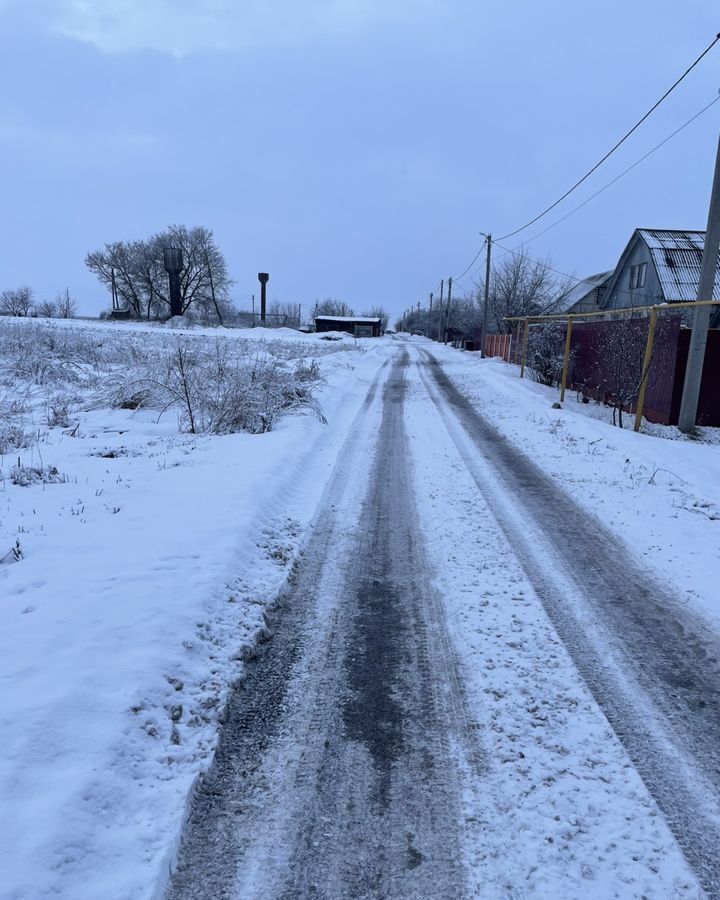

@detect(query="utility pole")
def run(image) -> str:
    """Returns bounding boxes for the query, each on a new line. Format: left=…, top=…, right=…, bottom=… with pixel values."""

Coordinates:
left=444, top=277, right=452, bottom=343
left=678, top=134, right=720, bottom=433
left=481, top=233, right=492, bottom=358
left=251, top=293, right=255, bottom=324
left=438, top=279, right=444, bottom=341
left=429, top=292, right=433, bottom=339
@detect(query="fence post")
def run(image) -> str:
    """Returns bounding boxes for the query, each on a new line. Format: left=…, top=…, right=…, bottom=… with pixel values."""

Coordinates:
left=634, top=307, right=658, bottom=432
left=520, top=319, right=530, bottom=378
left=560, top=316, right=574, bottom=402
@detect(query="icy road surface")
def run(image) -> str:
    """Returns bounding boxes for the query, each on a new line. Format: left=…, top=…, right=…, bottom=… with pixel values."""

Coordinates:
left=165, top=345, right=716, bottom=899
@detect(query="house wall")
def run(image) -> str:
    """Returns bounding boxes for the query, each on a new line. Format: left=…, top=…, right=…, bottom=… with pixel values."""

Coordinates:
left=568, top=286, right=605, bottom=314
left=604, top=240, right=663, bottom=310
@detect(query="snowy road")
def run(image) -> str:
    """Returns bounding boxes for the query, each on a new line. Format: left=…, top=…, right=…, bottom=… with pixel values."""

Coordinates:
left=166, top=350, right=481, bottom=899
left=416, top=346, right=720, bottom=896
left=164, top=343, right=718, bottom=899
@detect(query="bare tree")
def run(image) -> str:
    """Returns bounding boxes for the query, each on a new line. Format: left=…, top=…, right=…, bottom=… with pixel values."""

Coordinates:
left=312, top=298, right=354, bottom=318
left=362, top=305, right=389, bottom=331
left=480, top=249, right=573, bottom=334
left=86, top=226, right=232, bottom=321
left=267, top=302, right=301, bottom=328
left=0, top=286, right=33, bottom=317
left=36, top=298, right=58, bottom=318
left=56, top=289, right=77, bottom=319
left=86, top=240, right=144, bottom=317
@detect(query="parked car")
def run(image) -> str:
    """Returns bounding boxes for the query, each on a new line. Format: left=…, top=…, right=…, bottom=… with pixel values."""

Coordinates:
left=384, top=328, right=396, bottom=335
left=411, top=329, right=424, bottom=336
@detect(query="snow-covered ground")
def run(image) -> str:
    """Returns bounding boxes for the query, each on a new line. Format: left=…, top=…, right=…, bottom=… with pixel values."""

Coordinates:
left=0, top=318, right=387, bottom=900
left=1, top=325, right=718, bottom=899
left=424, top=340, right=720, bottom=627
left=405, top=350, right=704, bottom=898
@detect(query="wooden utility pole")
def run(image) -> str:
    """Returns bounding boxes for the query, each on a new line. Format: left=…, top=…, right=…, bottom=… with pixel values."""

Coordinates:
left=429, top=292, right=433, bottom=339
left=480, top=234, right=492, bottom=358
left=678, top=134, right=720, bottom=433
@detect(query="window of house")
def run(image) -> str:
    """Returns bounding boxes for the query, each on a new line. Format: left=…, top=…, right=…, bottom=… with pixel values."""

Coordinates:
left=629, top=262, right=647, bottom=289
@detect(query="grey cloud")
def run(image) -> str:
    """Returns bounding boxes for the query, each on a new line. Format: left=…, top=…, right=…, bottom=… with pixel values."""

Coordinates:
left=12, top=0, right=445, bottom=55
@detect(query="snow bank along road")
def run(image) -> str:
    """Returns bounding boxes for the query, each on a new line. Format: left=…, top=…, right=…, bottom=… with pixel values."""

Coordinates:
left=164, top=342, right=718, bottom=899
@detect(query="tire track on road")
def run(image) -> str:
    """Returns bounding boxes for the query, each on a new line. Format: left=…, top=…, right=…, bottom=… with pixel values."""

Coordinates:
left=416, top=346, right=720, bottom=898
left=166, top=351, right=481, bottom=900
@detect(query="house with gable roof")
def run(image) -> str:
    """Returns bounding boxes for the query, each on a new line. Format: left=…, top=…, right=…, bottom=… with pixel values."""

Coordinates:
left=556, top=270, right=614, bottom=315
left=600, top=228, right=720, bottom=326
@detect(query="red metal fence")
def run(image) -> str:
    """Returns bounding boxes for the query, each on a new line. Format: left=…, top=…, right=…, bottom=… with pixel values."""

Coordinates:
left=489, top=320, right=720, bottom=427
left=482, top=332, right=513, bottom=362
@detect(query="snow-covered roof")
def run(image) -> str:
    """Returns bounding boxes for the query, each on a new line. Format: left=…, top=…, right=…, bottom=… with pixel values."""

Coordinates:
left=638, top=229, right=720, bottom=302
left=314, top=315, right=381, bottom=323
left=555, top=271, right=613, bottom=312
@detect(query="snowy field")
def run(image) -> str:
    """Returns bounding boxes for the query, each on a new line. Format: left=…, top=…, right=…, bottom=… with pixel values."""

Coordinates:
left=0, top=318, right=386, bottom=900
left=1, top=325, right=718, bottom=899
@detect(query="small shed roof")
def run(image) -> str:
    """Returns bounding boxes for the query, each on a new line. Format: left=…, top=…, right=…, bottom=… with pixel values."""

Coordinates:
left=637, top=229, right=720, bottom=302
left=314, top=315, right=381, bottom=323
left=555, top=270, right=613, bottom=312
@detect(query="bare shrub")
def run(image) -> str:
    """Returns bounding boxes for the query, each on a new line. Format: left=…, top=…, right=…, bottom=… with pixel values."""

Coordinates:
left=46, top=396, right=71, bottom=428
left=0, top=319, right=343, bottom=438
left=160, top=343, right=325, bottom=435
left=0, top=423, right=31, bottom=455
left=10, top=462, right=67, bottom=486
left=526, top=322, right=572, bottom=387
left=89, top=338, right=325, bottom=435
left=592, top=315, right=669, bottom=428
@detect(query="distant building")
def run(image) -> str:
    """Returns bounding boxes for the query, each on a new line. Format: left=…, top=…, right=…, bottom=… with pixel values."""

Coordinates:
left=314, top=315, right=382, bottom=337
left=601, top=229, right=720, bottom=325
left=556, top=271, right=613, bottom=315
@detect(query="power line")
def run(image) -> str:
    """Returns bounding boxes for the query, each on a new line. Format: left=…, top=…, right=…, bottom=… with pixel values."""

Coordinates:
left=492, top=239, right=670, bottom=307
left=449, top=92, right=719, bottom=291
left=493, top=240, right=579, bottom=283
left=448, top=92, right=719, bottom=295
left=497, top=32, right=720, bottom=242
left=520, top=94, right=720, bottom=246
left=453, top=243, right=486, bottom=281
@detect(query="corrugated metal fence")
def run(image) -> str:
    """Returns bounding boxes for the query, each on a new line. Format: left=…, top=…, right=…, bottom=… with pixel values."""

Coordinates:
left=490, top=318, right=720, bottom=427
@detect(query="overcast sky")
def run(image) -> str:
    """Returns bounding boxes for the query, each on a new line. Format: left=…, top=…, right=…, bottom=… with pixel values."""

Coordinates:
left=0, top=0, right=718, bottom=320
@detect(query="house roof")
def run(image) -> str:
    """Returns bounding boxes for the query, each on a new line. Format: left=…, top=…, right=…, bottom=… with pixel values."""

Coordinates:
left=636, top=229, right=720, bottom=302
left=555, top=270, right=613, bottom=312
left=314, top=315, right=381, bottom=323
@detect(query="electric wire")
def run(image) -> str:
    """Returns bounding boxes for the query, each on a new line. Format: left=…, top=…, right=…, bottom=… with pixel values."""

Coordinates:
left=492, top=239, right=670, bottom=306
left=453, top=240, right=487, bottom=282
left=497, top=32, right=720, bottom=242
left=521, top=94, right=720, bottom=246
left=445, top=92, right=719, bottom=294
